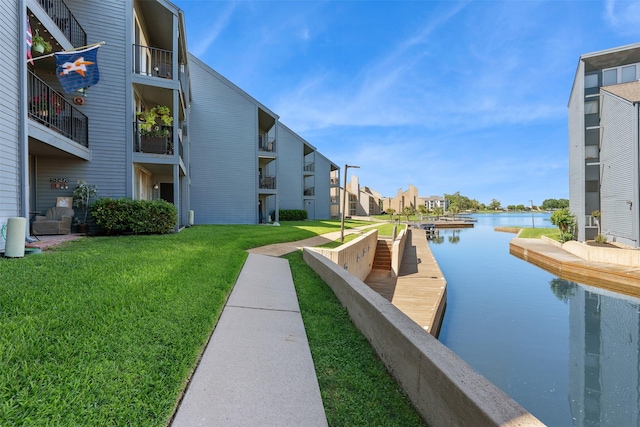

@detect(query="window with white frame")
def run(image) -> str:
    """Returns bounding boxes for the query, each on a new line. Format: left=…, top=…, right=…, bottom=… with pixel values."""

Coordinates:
left=602, top=62, right=640, bottom=86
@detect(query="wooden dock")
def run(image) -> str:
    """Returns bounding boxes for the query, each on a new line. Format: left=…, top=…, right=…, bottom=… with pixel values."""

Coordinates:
left=365, top=230, right=447, bottom=336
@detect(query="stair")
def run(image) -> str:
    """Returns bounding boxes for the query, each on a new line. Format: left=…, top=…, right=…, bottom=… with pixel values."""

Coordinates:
left=372, top=239, right=392, bottom=270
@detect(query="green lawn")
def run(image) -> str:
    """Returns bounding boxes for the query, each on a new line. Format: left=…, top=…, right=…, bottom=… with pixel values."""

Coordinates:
left=0, top=220, right=421, bottom=425
left=518, top=227, right=561, bottom=240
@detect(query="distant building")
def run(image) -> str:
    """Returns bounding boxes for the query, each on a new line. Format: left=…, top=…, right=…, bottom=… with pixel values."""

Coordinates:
left=568, top=42, right=640, bottom=246
left=341, top=176, right=383, bottom=216
left=419, top=196, right=449, bottom=211
left=384, top=184, right=420, bottom=213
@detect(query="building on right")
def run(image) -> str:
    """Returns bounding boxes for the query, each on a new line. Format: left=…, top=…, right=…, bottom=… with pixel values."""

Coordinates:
left=568, top=42, right=640, bottom=247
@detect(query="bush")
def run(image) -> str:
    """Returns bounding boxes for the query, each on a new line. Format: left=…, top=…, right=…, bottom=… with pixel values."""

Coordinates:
left=278, top=209, right=308, bottom=221
left=550, top=208, right=576, bottom=234
left=559, top=231, right=575, bottom=243
left=594, top=234, right=608, bottom=243
left=92, top=198, right=177, bottom=234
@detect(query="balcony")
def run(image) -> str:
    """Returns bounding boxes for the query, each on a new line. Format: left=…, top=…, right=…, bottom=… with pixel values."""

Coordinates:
left=28, top=71, right=88, bottom=147
left=330, top=196, right=339, bottom=204
left=330, top=177, right=339, bottom=185
left=304, top=162, right=315, bottom=172
left=259, top=135, right=275, bottom=152
left=35, top=0, right=86, bottom=46
left=134, top=122, right=173, bottom=155
left=259, top=175, right=277, bottom=190
left=304, top=186, right=315, bottom=196
left=133, top=44, right=173, bottom=79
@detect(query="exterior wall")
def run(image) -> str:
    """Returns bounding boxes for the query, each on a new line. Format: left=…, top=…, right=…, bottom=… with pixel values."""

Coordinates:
left=599, top=92, right=637, bottom=246
left=277, top=123, right=304, bottom=212
left=568, top=61, right=586, bottom=241
left=188, top=56, right=259, bottom=224
left=0, top=0, right=23, bottom=251
left=32, top=0, right=130, bottom=215
left=310, top=230, right=377, bottom=281
left=313, top=153, right=334, bottom=220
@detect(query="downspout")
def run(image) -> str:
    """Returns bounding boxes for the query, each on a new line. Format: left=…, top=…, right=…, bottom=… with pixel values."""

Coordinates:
left=19, top=0, right=30, bottom=224
left=633, top=101, right=640, bottom=246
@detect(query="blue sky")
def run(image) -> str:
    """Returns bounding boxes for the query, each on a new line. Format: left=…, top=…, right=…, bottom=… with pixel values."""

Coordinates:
left=174, top=0, right=640, bottom=207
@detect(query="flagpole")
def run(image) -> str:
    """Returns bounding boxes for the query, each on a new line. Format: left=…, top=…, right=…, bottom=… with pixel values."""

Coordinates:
left=28, top=41, right=105, bottom=63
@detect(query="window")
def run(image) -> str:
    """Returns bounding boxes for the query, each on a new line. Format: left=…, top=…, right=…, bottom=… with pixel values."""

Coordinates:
left=585, top=180, right=599, bottom=192
left=584, top=74, right=598, bottom=89
left=603, top=69, right=617, bottom=86
left=621, top=65, right=637, bottom=83
left=585, top=145, right=599, bottom=160
left=584, top=100, right=599, bottom=115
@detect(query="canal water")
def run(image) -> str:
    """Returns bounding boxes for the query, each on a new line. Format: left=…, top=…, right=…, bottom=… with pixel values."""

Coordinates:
left=430, top=213, right=640, bottom=427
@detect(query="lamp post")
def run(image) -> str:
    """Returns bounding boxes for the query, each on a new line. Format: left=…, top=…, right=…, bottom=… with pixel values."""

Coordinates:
left=341, top=164, right=360, bottom=242
left=530, top=200, right=535, bottom=228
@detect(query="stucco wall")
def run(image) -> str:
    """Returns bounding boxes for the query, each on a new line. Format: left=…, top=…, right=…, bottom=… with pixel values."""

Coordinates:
left=562, top=240, right=640, bottom=268
left=302, top=248, right=543, bottom=427
left=391, top=227, right=408, bottom=277
left=310, top=229, right=377, bottom=281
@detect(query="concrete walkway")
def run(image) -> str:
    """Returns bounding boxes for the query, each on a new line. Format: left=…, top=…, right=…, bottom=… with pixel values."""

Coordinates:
left=171, top=253, right=328, bottom=426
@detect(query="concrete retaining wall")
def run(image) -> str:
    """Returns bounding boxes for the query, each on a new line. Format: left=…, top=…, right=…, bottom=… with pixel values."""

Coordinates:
left=303, top=248, right=543, bottom=427
left=391, top=228, right=408, bottom=277
left=310, top=229, right=378, bottom=281
left=562, top=240, right=640, bottom=267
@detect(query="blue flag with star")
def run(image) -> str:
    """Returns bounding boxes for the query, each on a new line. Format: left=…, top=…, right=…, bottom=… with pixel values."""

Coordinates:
left=54, top=45, right=100, bottom=93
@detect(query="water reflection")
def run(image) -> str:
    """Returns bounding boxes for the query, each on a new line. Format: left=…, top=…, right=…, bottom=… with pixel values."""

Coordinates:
left=430, top=214, right=640, bottom=426
left=550, top=278, right=577, bottom=303
left=568, top=284, right=640, bottom=427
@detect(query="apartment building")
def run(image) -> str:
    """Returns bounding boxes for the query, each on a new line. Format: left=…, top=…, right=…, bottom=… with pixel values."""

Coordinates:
left=420, top=195, right=449, bottom=212
left=187, top=55, right=339, bottom=224
left=341, top=176, right=383, bottom=217
left=568, top=42, right=640, bottom=247
left=0, top=0, right=190, bottom=252
left=384, top=184, right=420, bottom=213
left=1, top=0, right=339, bottom=251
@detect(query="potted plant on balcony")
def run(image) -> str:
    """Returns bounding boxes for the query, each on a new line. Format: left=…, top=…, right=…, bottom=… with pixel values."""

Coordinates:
left=32, top=30, right=52, bottom=54
left=72, top=180, right=98, bottom=233
left=136, top=105, right=173, bottom=154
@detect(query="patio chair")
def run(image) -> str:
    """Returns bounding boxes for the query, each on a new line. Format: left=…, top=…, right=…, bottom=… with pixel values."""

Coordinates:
left=32, top=207, right=75, bottom=235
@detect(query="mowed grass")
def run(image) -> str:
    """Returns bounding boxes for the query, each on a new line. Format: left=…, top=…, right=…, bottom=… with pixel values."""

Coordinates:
left=0, top=220, right=423, bottom=425
left=285, top=251, right=425, bottom=426
left=518, top=227, right=561, bottom=240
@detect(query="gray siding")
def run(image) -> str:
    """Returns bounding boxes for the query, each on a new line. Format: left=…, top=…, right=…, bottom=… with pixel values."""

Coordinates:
left=568, top=61, right=585, bottom=241
left=314, top=154, right=333, bottom=219
left=32, top=0, right=129, bottom=215
left=189, top=56, right=258, bottom=224
left=277, top=123, right=304, bottom=211
left=600, top=92, right=636, bottom=246
left=0, top=0, right=22, bottom=250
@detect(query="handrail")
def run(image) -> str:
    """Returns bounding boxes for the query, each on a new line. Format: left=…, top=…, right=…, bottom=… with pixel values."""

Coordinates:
left=132, top=44, right=174, bottom=79
left=133, top=122, right=174, bottom=155
left=36, top=0, right=86, bottom=46
left=27, top=70, right=88, bottom=147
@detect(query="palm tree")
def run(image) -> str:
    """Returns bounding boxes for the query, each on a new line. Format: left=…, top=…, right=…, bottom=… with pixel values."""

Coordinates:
left=417, top=205, right=427, bottom=222
left=386, top=208, right=395, bottom=221
left=402, top=206, right=414, bottom=222
left=432, top=206, right=444, bottom=220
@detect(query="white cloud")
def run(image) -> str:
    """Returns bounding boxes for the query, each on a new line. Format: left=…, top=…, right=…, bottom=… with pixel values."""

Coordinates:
left=190, top=2, right=237, bottom=57
left=605, top=0, right=640, bottom=36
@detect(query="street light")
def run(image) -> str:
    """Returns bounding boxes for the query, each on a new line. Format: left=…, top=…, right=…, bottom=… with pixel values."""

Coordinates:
left=529, top=200, right=535, bottom=228
left=341, top=164, right=360, bottom=242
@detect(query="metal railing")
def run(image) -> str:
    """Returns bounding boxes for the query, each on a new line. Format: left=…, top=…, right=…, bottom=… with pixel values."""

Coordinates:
left=259, top=135, right=276, bottom=152
left=585, top=215, right=598, bottom=227
left=330, top=178, right=339, bottom=185
left=36, top=0, right=86, bottom=46
left=259, top=175, right=277, bottom=189
left=330, top=196, right=339, bottom=203
left=132, top=44, right=173, bottom=79
left=28, top=71, right=88, bottom=147
left=133, top=122, right=174, bottom=155
left=304, top=186, right=315, bottom=196
left=304, top=162, right=315, bottom=172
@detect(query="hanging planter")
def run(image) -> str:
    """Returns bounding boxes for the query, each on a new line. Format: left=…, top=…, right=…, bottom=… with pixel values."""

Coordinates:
left=32, top=30, right=52, bottom=55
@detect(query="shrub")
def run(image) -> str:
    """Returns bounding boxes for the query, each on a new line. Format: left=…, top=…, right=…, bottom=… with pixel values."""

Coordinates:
left=278, top=209, right=308, bottom=221
left=550, top=208, right=576, bottom=234
left=92, top=198, right=177, bottom=234
left=594, top=234, right=608, bottom=243
left=559, top=231, right=575, bottom=243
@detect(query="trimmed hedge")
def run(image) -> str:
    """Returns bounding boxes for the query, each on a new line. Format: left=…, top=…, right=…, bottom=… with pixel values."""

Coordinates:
left=91, top=198, right=177, bottom=235
left=278, top=209, right=308, bottom=221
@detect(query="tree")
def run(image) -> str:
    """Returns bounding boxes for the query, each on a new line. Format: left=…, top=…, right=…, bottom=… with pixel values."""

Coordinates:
left=507, top=205, right=516, bottom=211
left=516, top=204, right=525, bottom=211
left=386, top=208, right=395, bottom=221
left=417, top=205, right=427, bottom=221
left=402, top=206, right=414, bottom=222
left=488, top=199, right=501, bottom=210
left=550, top=208, right=576, bottom=242
left=432, top=206, right=444, bottom=220
left=449, top=204, right=460, bottom=219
